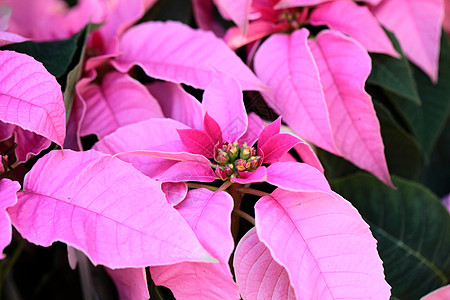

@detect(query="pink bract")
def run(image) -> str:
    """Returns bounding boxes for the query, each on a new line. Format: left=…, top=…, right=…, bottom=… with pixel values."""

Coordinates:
left=8, top=150, right=215, bottom=268
left=0, top=178, right=20, bottom=258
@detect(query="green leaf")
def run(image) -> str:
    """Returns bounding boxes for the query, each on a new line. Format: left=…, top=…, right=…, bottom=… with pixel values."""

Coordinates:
left=374, top=101, right=423, bottom=180
left=368, top=30, right=420, bottom=104
left=385, top=31, right=450, bottom=158
left=0, top=30, right=81, bottom=78
left=139, top=0, right=193, bottom=25
left=332, top=174, right=450, bottom=299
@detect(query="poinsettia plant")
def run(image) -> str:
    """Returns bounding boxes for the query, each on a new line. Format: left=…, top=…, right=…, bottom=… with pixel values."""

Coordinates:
left=0, top=0, right=449, bottom=299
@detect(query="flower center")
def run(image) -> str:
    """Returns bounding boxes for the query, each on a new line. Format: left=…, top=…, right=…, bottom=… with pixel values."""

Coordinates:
left=277, top=8, right=308, bottom=32
left=214, top=142, right=262, bottom=180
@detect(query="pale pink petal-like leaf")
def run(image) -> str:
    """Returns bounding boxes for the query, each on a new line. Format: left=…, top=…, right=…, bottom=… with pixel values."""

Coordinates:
left=0, top=51, right=65, bottom=146
left=308, top=30, right=392, bottom=187
left=215, top=0, right=252, bottom=34
left=225, top=20, right=276, bottom=49
left=13, top=126, right=52, bottom=162
left=0, top=31, right=28, bottom=46
left=255, top=188, right=391, bottom=299
left=80, top=71, right=164, bottom=139
left=147, top=81, right=203, bottom=130
left=151, top=189, right=239, bottom=299
left=0, top=5, right=11, bottom=31
left=94, top=119, right=189, bottom=177
left=371, top=0, right=443, bottom=82
left=421, top=284, right=450, bottom=300
left=8, top=150, right=214, bottom=268
left=105, top=267, right=149, bottom=300
left=112, top=21, right=265, bottom=91
left=161, top=182, right=188, bottom=206
left=310, top=0, right=399, bottom=57
left=156, top=161, right=216, bottom=183
left=266, top=162, right=331, bottom=192
left=274, top=0, right=381, bottom=9
left=238, top=112, right=265, bottom=146
left=234, top=228, right=296, bottom=300
left=254, top=29, right=339, bottom=154
left=202, top=74, right=248, bottom=142
left=0, top=178, right=20, bottom=259
left=231, top=166, right=267, bottom=184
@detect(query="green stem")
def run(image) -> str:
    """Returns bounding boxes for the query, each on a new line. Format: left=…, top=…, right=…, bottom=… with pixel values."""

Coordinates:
left=216, top=180, right=233, bottom=193
left=232, top=209, right=255, bottom=225
left=187, top=183, right=218, bottom=191
left=238, top=187, right=270, bottom=197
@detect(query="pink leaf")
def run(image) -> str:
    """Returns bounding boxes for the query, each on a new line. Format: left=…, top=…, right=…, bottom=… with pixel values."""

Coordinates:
left=80, top=71, right=164, bottom=139
left=225, top=20, right=277, bottom=49
left=151, top=189, right=239, bottom=299
left=266, top=162, right=331, bottom=192
left=255, top=188, right=391, bottom=299
left=371, top=0, right=443, bottom=82
left=0, top=31, right=28, bottom=47
left=234, top=228, right=296, bottom=300
left=257, top=117, right=281, bottom=150
left=308, top=30, right=392, bottom=187
left=215, top=0, right=252, bottom=34
left=310, top=0, right=399, bottom=57
left=178, top=128, right=215, bottom=157
left=253, top=29, right=339, bottom=154
left=147, top=81, right=203, bottom=130
left=94, top=119, right=189, bottom=178
left=8, top=150, right=214, bottom=268
left=0, top=179, right=20, bottom=258
left=204, top=112, right=223, bottom=144
left=231, top=166, right=267, bottom=184
left=274, top=0, right=382, bottom=9
left=259, top=133, right=301, bottom=163
left=105, top=267, right=149, bottom=300
left=0, top=51, right=65, bottom=146
left=157, top=161, right=216, bottom=183
left=192, top=0, right=226, bottom=37
left=421, top=284, right=450, bottom=300
left=112, top=21, right=265, bottom=91
left=161, top=182, right=188, bottom=206
left=202, top=74, right=248, bottom=142
left=238, top=112, right=265, bottom=146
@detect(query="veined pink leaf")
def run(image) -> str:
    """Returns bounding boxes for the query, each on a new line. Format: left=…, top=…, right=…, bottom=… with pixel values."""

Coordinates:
left=234, top=228, right=296, bottom=300
left=105, top=267, right=149, bottom=300
left=0, top=31, right=28, bottom=46
left=266, top=162, right=331, bottom=192
left=80, top=71, right=164, bottom=139
left=161, top=182, right=188, bottom=206
left=371, top=0, right=443, bottom=82
left=0, top=179, right=20, bottom=258
left=0, top=50, right=65, bottom=146
left=94, top=118, right=189, bottom=178
left=259, top=133, right=302, bottom=163
left=147, top=81, right=203, bottom=130
left=8, top=150, right=214, bottom=268
left=214, top=0, right=252, bottom=34
left=421, top=284, right=450, bottom=300
left=225, top=20, right=277, bottom=49
left=112, top=21, right=265, bottom=91
left=253, top=29, right=339, bottom=154
left=257, top=117, right=281, bottom=150
left=238, top=112, right=264, bottom=146
left=151, top=189, right=239, bottom=299
left=204, top=112, right=223, bottom=144
left=202, top=74, right=247, bottom=142
left=178, top=128, right=215, bottom=157
left=308, top=30, right=392, bottom=187
left=255, top=188, right=391, bottom=299
left=275, top=0, right=381, bottom=9
left=231, top=166, right=267, bottom=184
left=156, top=161, right=216, bottom=183
left=310, top=0, right=399, bottom=57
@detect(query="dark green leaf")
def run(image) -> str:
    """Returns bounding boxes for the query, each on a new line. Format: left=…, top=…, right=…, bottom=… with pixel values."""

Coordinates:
left=0, top=30, right=81, bottom=78
left=368, top=30, right=420, bottom=104
left=332, top=174, right=450, bottom=299
left=317, top=149, right=359, bottom=181
left=139, top=0, right=193, bottom=25
left=385, top=31, right=450, bottom=158
left=374, top=101, right=423, bottom=180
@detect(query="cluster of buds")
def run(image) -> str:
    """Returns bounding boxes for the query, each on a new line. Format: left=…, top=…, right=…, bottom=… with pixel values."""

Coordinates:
left=214, top=142, right=262, bottom=180
left=277, top=8, right=309, bottom=32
